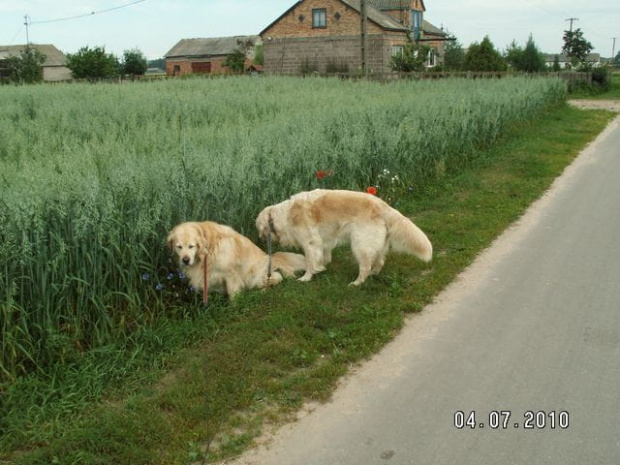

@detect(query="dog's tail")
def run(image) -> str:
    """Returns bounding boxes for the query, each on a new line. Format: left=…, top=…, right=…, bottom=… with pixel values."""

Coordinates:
left=271, top=252, right=307, bottom=277
left=383, top=207, right=433, bottom=262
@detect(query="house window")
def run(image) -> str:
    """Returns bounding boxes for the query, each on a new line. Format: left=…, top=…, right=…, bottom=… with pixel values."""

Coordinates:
left=411, top=10, right=422, bottom=40
left=392, top=45, right=404, bottom=57
left=313, top=8, right=327, bottom=28
left=427, top=49, right=437, bottom=68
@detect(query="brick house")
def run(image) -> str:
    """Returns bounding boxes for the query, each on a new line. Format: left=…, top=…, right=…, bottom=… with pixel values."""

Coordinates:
left=260, top=0, right=448, bottom=75
left=0, top=44, right=71, bottom=81
left=164, top=35, right=261, bottom=76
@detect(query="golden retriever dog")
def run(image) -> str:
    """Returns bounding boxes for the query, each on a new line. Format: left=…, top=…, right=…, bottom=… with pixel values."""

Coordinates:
left=256, top=189, right=432, bottom=286
left=167, top=221, right=305, bottom=298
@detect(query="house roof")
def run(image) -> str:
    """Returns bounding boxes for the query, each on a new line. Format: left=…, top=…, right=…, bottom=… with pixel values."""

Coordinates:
left=543, top=53, right=601, bottom=62
left=422, top=20, right=447, bottom=37
left=341, top=0, right=409, bottom=31
left=368, top=0, right=426, bottom=12
left=260, top=0, right=409, bottom=35
left=0, top=44, right=67, bottom=67
left=164, top=36, right=260, bottom=58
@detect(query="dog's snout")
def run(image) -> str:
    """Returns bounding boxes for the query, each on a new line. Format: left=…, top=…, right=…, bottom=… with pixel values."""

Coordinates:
left=182, top=256, right=190, bottom=265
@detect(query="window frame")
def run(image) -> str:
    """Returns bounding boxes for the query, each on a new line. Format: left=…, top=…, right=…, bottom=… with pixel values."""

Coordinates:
left=312, top=8, right=327, bottom=29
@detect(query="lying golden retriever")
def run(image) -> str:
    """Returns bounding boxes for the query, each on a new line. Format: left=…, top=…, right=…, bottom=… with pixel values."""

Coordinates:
left=167, top=221, right=305, bottom=298
left=256, top=189, right=432, bottom=286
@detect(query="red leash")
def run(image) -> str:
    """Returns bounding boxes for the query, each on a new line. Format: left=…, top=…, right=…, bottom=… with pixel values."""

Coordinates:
left=202, top=253, right=209, bottom=305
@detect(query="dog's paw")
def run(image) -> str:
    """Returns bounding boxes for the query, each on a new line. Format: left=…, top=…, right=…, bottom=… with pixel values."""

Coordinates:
left=298, top=274, right=314, bottom=282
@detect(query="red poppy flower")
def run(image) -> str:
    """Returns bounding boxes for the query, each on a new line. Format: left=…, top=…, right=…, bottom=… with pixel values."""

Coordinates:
left=316, top=170, right=327, bottom=180
left=366, top=186, right=377, bottom=195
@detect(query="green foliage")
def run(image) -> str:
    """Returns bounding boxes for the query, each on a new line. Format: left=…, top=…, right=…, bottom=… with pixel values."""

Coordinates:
left=66, top=46, right=119, bottom=80
left=2, top=46, right=46, bottom=84
left=390, top=41, right=430, bottom=72
left=122, top=48, right=148, bottom=76
left=254, top=44, right=264, bottom=66
left=223, top=39, right=255, bottom=74
left=562, top=28, right=593, bottom=66
left=223, top=50, right=246, bottom=74
left=591, top=67, right=612, bottom=90
left=443, top=34, right=465, bottom=71
left=0, top=76, right=566, bottom=381
left=464, top=36, right=507, bottom=72
left=505, top=35, right=546, bottom=73
left=552, top=55, right=561, bottom=72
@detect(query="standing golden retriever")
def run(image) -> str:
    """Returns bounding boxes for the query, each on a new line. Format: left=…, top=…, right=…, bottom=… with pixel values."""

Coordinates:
left=167, top=221, right=305, bottom=298
left=256, top=189, right=432, bottom=286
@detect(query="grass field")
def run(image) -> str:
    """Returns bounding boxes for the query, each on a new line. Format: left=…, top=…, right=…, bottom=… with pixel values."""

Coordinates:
left=0, top=75, right=565, bottom=380
left=0, top=75, right=615, bottom=464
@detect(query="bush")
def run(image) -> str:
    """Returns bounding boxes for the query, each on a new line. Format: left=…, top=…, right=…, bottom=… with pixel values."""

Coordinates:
left=592, top=67, right=611, bottom=91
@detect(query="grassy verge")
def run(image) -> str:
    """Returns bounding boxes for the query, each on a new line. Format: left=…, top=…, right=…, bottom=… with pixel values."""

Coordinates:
left=0, top=105, right=616, bottom=464
left=569, top=71, right=620, bottom=99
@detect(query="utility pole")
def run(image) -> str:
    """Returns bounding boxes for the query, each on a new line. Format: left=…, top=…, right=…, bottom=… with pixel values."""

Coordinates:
left=612, top=37, right=617, bottom=62
left=360, top=0, right=367, bottom=76
left=24, top=15, right=30, bottom=45
left=565, top=17, right=578, bottom=32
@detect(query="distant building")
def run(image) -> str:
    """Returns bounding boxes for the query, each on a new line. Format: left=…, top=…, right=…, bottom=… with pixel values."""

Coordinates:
left=164, top=36, right=261, bottom=76
left=0, top=44, right=72, bottom=81
left=260, top=0, right=448, bottom=75
left=544, top=53, right=601, bottom=69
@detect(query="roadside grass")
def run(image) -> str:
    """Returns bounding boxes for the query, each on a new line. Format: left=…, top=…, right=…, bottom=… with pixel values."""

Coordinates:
left=0, top=105, right=615, bottom=464
left=569, top=71, right=620, bottom=99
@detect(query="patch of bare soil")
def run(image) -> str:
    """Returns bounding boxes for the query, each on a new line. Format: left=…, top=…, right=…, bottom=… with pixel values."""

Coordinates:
left=568, top=100, right=620, bottom=112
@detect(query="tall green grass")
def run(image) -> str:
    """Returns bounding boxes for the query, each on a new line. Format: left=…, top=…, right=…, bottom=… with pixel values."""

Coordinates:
left=0, top=76, right=566, bottom=380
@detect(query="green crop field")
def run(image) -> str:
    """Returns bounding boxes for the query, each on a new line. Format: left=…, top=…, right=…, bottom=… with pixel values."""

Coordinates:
left=0, top=76, right=566, bottom=381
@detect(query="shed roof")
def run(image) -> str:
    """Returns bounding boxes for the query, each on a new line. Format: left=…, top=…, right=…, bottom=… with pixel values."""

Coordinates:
left=0, top=44, right=67, bottom=66
left=164, top=36, right=260, bottom=58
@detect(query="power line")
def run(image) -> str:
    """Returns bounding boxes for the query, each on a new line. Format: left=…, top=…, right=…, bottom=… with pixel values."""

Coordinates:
left=29, top=0, right=146, bottom=25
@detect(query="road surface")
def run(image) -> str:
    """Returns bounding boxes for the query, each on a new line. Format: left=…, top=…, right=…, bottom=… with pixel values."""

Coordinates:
left=235, top=114, right=620, bottom=465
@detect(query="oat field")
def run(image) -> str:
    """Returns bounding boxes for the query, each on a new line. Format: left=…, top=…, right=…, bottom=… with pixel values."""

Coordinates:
left=0, top=75, right=566, bottom=379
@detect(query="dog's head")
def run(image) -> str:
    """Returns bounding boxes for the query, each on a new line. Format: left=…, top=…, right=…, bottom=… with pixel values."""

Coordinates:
left=256, top=206, right=277, bottom=242
left=167, top=222, right=212, bottom=267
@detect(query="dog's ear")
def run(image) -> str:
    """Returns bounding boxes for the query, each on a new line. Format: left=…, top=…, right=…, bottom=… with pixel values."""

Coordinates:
left=166, top=231, right=175, bottom=252
left=196, top=223, right=211, bottom=254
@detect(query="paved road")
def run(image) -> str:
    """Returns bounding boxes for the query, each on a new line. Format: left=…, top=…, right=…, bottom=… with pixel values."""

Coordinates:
left=236, top=115, right=620, bottom=465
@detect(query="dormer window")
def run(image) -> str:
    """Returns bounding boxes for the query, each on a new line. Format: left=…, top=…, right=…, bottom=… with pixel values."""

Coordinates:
left=411, top=10, right=422, bottom=40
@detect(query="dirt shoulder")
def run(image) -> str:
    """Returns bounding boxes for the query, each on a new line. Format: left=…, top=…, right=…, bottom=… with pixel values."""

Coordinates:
left=569, top=99, right=620, bottom=112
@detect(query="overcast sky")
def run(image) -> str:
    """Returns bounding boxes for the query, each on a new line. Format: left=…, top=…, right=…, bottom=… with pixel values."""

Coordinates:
left=0, top=0, right=617, bottom=60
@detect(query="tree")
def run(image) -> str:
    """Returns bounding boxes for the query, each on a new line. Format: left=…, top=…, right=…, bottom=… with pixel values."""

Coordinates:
left=443, top=34, right=465, bottom=70
left=66, top=46, right=119, bottom=80
left=390, top=41, right=429, bottom=72
left=562, top=28, right=593, bottom=67
left=3, top=46, right=46, bottom=84
left=614, top=52, right=620, bottom=68
left=520, top=35, right=546, bottom=72
left=254, top=44, right=264, bottom=66
left=506, top=35, right=545, bottom=73
left=463, top=36, right=507, bottom=71
left=223, top=38, right=255, bottom=74
left=552, top=55, right=561, bottom=72
left=122, top=48, right=147, bottom=76
left=504, top=40, right=523, bottom=70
